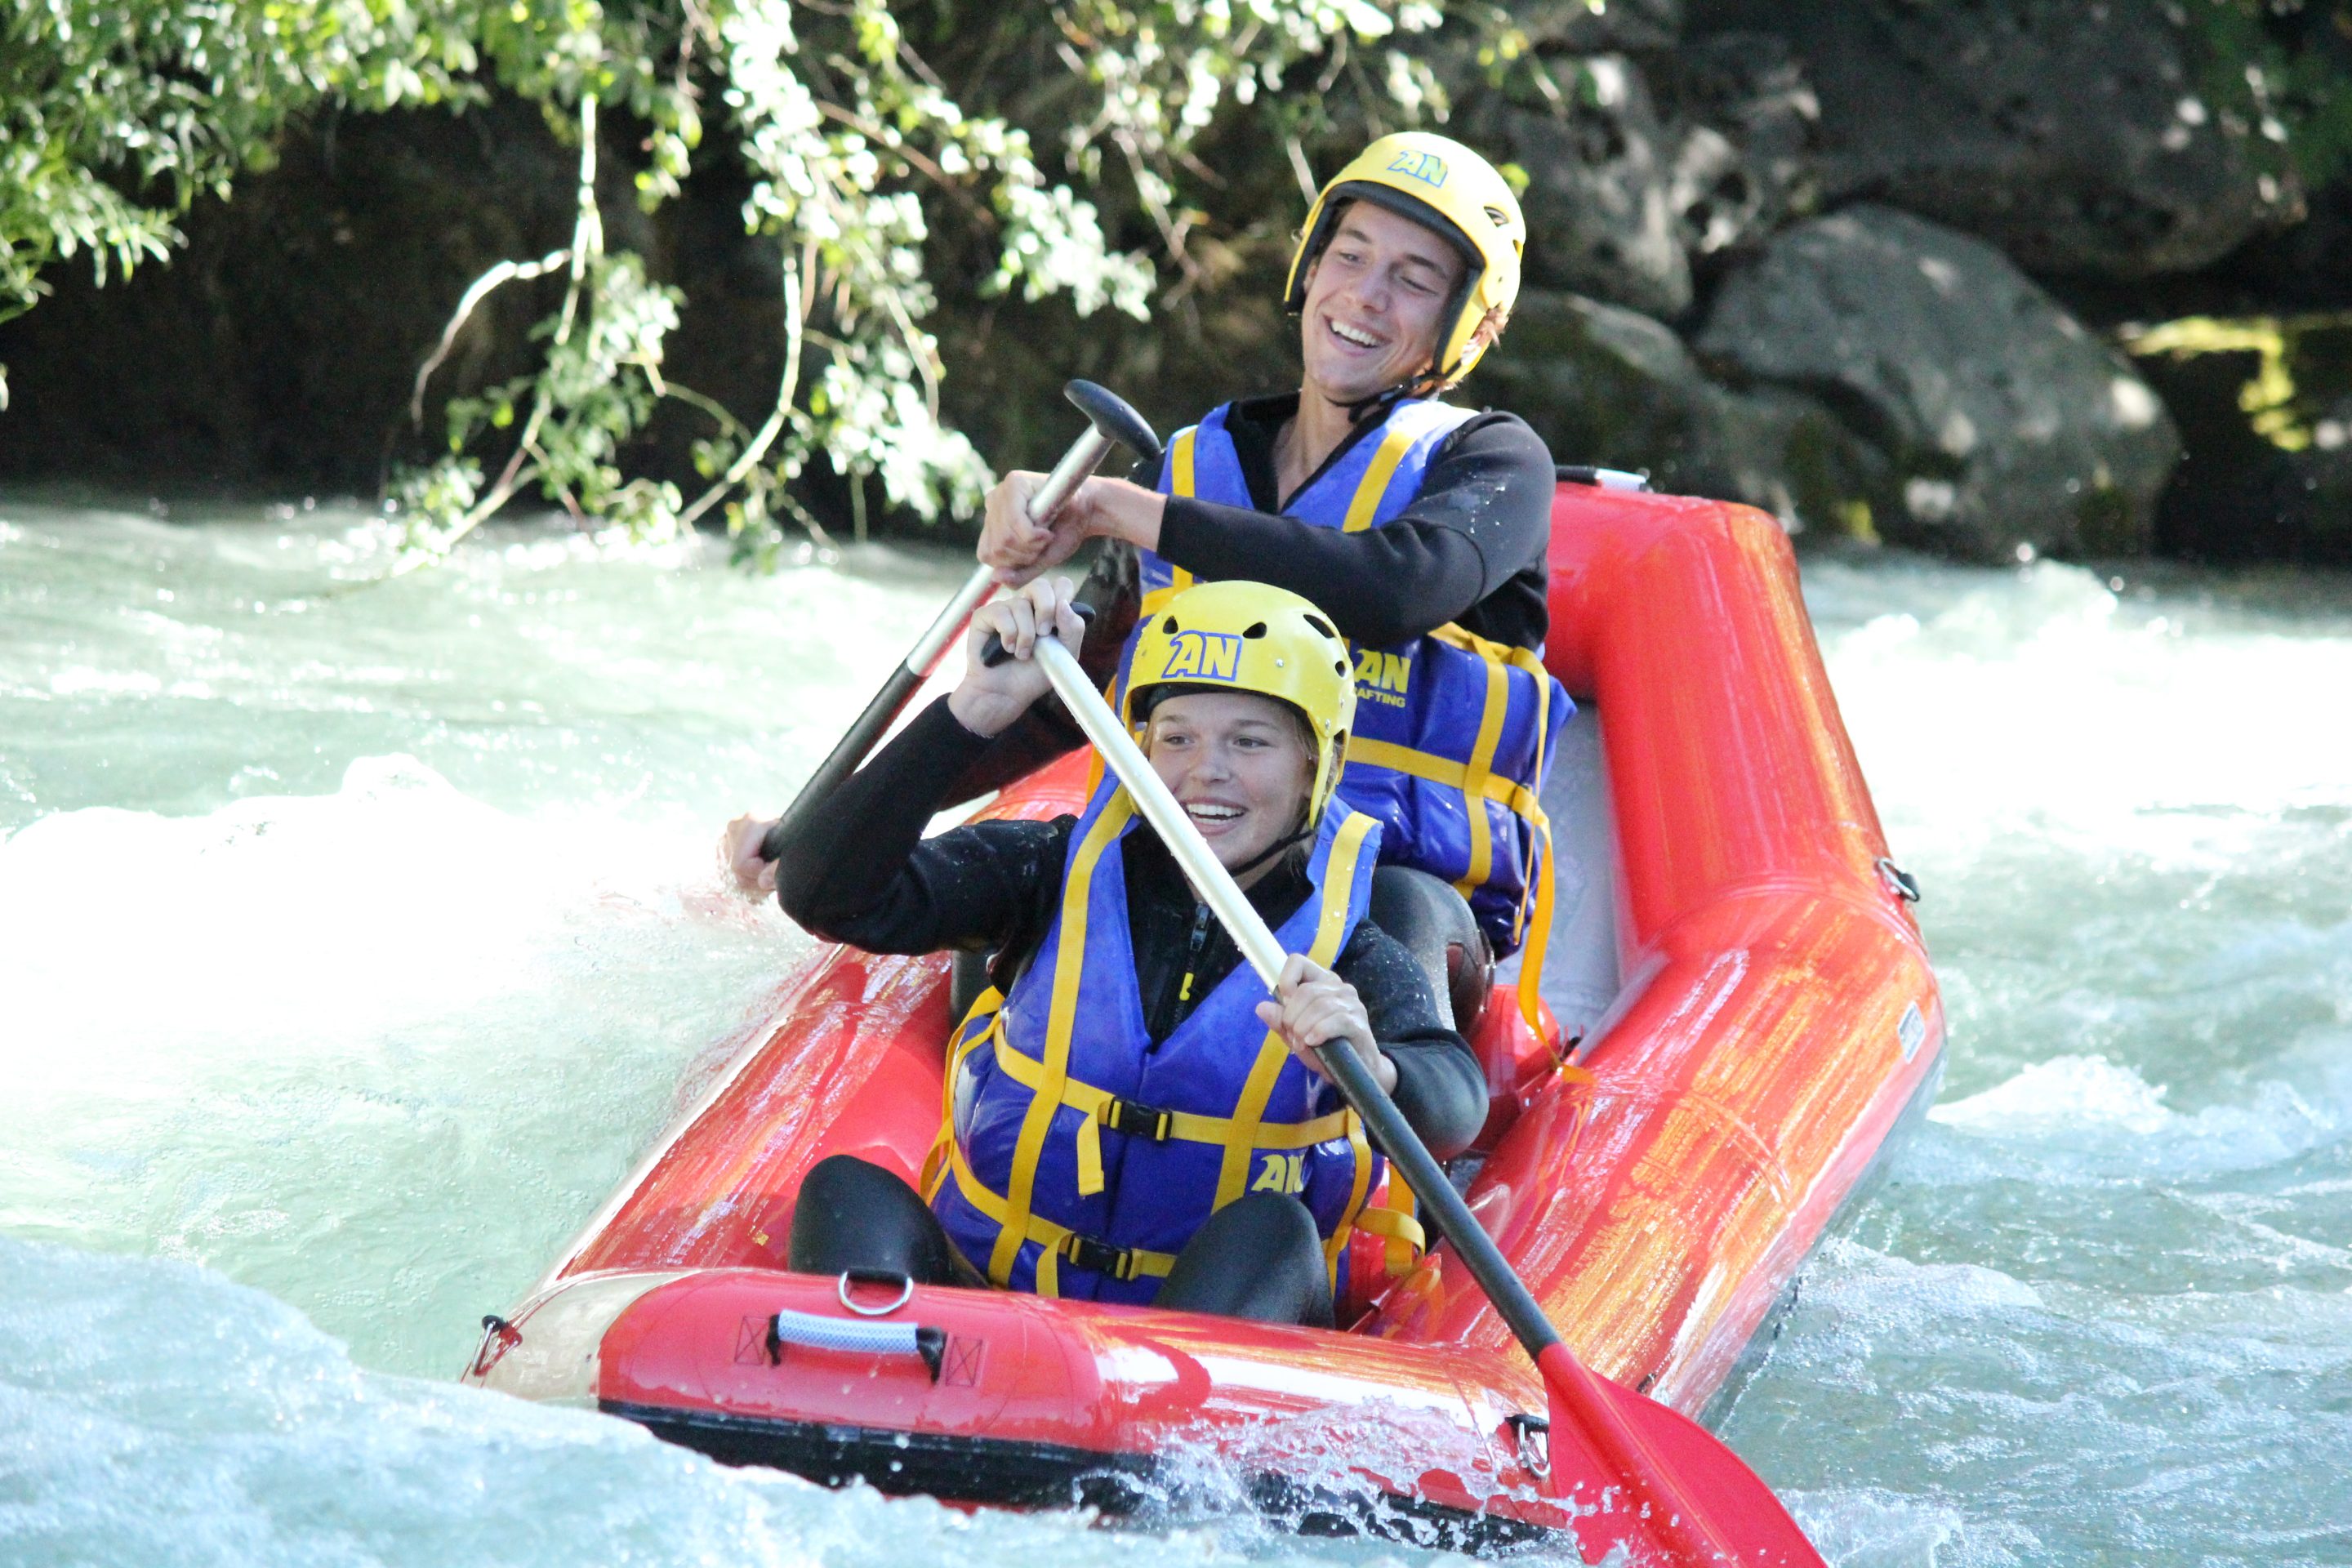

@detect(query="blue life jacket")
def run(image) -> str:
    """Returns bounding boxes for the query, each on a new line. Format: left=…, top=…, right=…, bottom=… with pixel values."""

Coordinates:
left=1141, top=399, right=1574, bottom=989
left=924, top=779, right=1401, bottom=1303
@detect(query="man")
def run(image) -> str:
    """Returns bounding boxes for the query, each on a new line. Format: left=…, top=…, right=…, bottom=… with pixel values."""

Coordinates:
left=978, top=131, right=1570, bottom=979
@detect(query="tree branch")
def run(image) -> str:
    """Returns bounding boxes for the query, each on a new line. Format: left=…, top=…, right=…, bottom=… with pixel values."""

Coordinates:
left=679, top=253, right=804, bottom=528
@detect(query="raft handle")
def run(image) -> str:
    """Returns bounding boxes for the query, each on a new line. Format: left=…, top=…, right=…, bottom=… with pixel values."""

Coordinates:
left=1874, top=857, right=1923, bottom=903
left=769, top=1307, right=947, bottom=1382
left=1503, top=1413, right=1551, bottom=1481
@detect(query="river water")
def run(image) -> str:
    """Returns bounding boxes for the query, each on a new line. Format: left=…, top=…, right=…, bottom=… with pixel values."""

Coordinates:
left=1, top=499, right=2345, bottom=1567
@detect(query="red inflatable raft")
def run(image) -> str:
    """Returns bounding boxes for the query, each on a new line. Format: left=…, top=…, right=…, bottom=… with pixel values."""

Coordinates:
left=466, top=481, right=1943, bottom=1556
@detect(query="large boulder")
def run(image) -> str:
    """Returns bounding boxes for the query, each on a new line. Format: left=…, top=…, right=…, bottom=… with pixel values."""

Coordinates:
left=1457, top=33, right=1823, bottom=320
left=0, top=100, right=635, bottom=492
left=1694, top=204, right=2180, bottom=559
left=1647, top=33, right=1820, bottom=267
left=1682, top=0, right=2293, bottom=278
left=1468, top=60, right=1695, bottom=318
left=1469, top=287, right=1886, bottom=534
left=1502, top=0, right=1682, bottom=52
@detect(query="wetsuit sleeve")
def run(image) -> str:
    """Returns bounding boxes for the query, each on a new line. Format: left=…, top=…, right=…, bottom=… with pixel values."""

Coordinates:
left=1334, top=922, right=1489, bottom=1161
left=939, top=543, right=1138, bottom=804
left=1154, top=412, right=1554, bottom=648
left=773, top=696, right=1071, bottom=956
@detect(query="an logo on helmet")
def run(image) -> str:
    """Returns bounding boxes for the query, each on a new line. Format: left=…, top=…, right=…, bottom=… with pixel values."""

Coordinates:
left=1158, top=630, right=1243, bottom=683
left=1386, top=149, right=1449, bottom=189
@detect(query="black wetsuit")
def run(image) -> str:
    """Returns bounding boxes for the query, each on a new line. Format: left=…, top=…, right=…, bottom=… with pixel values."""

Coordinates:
left=773, top=697, right=1489, bottom=1325
left=956, top=393, right=1556, bottom=797
left=1158, top=392, right=1556, bottom=652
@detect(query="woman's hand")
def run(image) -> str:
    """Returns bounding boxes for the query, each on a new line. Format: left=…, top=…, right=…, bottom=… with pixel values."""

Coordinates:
left=978, top=472, right=1167, bottom=586
left=947, top=575, right=1085, bottom=738
left=1256, top=954, right=1398, bottom=1094
left=720, top=813, right=780, bottom=894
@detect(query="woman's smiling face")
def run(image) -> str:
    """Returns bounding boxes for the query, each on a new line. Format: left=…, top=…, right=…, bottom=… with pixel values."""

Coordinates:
left=1145, top=690, right=1316, bottom=884
left=1297, top=200, right=1465, bottom=406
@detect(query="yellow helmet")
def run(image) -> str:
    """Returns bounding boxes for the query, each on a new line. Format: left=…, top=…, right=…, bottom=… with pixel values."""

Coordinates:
left=1123, top=580, right=1356, bottom=822
left=1283, top=131, right=1527, bottom=386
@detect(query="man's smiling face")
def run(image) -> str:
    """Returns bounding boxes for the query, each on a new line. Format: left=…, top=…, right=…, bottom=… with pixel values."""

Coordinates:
left=1297, top=200, right=1466, bottom=408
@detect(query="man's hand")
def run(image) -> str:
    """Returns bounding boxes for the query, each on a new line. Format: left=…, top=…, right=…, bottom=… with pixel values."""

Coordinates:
left=1256, top=954, right=1397, bottom=1094
left=979, top=471, right=1086, bottom=585
left=979, top=472, right=1168, bottom=586
left=722, top=813, right=779, bottom=895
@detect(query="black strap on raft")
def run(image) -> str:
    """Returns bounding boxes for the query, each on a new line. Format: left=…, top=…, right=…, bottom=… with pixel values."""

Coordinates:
left=1058, top=1231, right=1147, bottom=1281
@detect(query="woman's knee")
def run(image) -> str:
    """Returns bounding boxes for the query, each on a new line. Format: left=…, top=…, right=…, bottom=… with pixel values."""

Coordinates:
left=787, top=1155, right=963, bottom=1284
left=1157, top=1192, right=1333, bottom=1327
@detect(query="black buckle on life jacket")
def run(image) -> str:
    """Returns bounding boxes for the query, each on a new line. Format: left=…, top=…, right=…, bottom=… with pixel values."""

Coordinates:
left=1101, top=1095, right=1175, bottom=1142
left=1057, top=1231, right=1143, bottom=1281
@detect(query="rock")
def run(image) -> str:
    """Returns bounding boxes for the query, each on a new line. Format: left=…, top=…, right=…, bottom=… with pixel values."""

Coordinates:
left=1682, top=0, right=2295, bottom=278
left=1695, top=204, right=2180, bottom=559
left=1468, top=287, right=1887, bottom=533
left=1460, top=36, right=1824, bottom=319
left=1502, top=0, right=1682, bottom=52
left=1468, top=60, right=1695, bottom=318
left=1648, top=33, right=1820, bottom=265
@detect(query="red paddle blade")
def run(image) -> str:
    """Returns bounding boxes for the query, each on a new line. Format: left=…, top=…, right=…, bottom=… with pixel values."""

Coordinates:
left=1536, top=1343, right=1824, bottom=1568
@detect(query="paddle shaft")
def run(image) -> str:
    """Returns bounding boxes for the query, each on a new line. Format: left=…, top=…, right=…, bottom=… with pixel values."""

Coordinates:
left=758, top=425, right=1115, bottom=862
left=1027, top=630, right=1748, bottom=1565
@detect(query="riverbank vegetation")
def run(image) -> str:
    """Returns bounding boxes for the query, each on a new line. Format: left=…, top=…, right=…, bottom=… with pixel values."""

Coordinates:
left=7, top=0, right=2352, bottom=566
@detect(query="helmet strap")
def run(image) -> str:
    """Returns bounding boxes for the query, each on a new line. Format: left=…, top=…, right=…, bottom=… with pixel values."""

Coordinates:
left=1220, top=818, right=1319, bottom=884
left=1340, top=362, right=1452, bottom=425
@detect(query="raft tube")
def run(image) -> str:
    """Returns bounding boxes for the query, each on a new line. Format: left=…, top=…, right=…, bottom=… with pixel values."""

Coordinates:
left=464, top=482, right=1944, bottom=1554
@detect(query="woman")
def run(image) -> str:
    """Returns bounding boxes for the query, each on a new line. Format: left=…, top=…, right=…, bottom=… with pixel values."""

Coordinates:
left=773, top=575, right=1486, bottom=1325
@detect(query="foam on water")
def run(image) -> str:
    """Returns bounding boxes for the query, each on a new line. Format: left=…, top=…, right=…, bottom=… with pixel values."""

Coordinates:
left=0, top=751, right=800, bottom=1374
left=1715, top=555, right=2352, bottom=1565
left=5, top=501, right=2351, bottom=1565
left=0, top=1235, right=1435, bottom=1568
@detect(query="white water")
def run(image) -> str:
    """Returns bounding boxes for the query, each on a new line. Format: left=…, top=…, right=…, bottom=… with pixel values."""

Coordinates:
left=2, top=501, right=2347, bottom=1566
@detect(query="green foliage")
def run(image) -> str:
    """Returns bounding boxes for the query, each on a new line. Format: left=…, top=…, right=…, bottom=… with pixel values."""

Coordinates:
left=0, top=0, right=478, bottom=323
left=2181, top=0, right=2352, bottom=194
left=0, top=0, right=1441, bottom=546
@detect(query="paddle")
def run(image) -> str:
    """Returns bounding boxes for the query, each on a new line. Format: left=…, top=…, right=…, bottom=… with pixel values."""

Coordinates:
left=756, top=381, right=1161, bottom=864
left=1017, top=626, right=1828, bottom=1568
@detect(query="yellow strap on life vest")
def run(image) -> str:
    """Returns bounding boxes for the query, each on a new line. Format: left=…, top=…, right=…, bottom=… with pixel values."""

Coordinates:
left=1213, top=810, right=1379, bottom=1209
left=1453, top=647, right=1510, bottom=904
left=1138, top=426, right=1200, bottom=621
left=1513, top=798, right=1557, bottom=1036
left=1356, top=1175, right=1428, bottom=1276
left=988, top=791, right=1134, bottom=1285
left=922, top=984, right=1006, bottom=1201
left=1342, top=421, right=1422, bottom=533
left=945, top=1137, right=1178, bottom=1298
left=1511, top=648, right=1559, bottom=1036
left=1323, top=1103, right=1374, bottom=1289
left=1341, top=737, right=1542, bottom=818
left=987, top=1032, right=1355, bottom=1151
